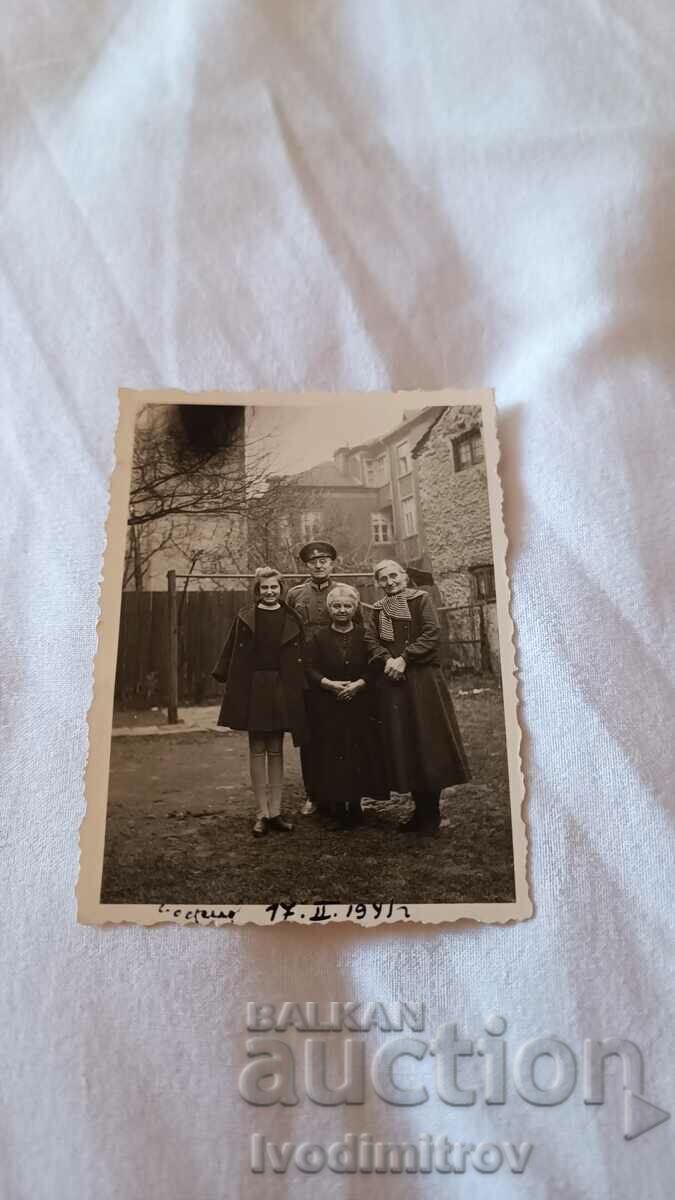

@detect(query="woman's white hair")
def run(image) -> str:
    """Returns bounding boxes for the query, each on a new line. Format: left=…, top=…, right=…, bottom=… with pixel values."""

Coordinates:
left=326, top=582, right=360, bottom=607
left=373, top=559, right=408, bottom=583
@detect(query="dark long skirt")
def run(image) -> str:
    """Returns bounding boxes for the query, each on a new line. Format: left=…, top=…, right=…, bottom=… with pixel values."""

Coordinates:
left=374, top=665, right=470, bottom=794
left=312, top=691, right=387, bottom=817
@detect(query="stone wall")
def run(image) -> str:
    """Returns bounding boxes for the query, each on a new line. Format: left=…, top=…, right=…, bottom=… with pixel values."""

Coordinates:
left=415, top=405, right=494, bottom=607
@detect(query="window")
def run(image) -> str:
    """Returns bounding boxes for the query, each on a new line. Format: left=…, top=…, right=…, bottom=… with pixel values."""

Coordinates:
left=365, top=455, right=389, bottom=487
left=277, top=516, right=292, bottom=545
left=397, top=440, right=411, bottom=476
left=453, top=428, right=484, bottom=471
left=376, top=454, right=389, bottom=484
left=300, top=511, right=322, bottom=541
left=371, top=512, right=392, bottom=544
left=470, top=565, right=496, bottom=601
left=401, top=496, right=417, bottom=536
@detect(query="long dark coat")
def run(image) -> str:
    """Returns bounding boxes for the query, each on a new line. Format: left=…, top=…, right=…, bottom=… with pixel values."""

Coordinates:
left=306, top=627, right=388, bottom=813
left=212, top=604, right=309, bottom=746
left=364, top=593, right=471, bottom=793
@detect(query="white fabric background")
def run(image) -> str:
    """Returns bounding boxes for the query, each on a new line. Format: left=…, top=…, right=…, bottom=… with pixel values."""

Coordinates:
left=2, top=2, right=675, bottom=1197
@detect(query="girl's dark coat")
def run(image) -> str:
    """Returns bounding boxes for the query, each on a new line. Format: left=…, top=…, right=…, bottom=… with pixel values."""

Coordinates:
left=212, top=603, right=309, bottom=745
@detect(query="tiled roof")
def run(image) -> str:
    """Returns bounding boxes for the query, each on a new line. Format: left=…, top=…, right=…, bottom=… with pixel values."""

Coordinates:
left=294, top=461, right=365, bottom=487
left=351, top=406, right=438, bottom=453
left=410, top=407, right=448, bottom=456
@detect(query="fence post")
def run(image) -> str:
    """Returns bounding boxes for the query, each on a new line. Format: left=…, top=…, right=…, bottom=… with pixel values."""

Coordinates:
left=478, top=602, right=490, bottom=674
left=167, top=569, right=179, bottom=724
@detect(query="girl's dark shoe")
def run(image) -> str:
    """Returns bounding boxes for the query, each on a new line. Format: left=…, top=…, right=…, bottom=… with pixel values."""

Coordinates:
left=419, top=823, right=440, bottom=838
left=268, top=815, right=294, bottom=833
left=398, top=812, right=423, bottom=832
left=252, top=817, right=268, bottom=838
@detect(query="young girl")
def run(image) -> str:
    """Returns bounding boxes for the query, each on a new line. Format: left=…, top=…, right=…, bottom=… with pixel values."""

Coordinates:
left=212, top=566, right=308, bottom=837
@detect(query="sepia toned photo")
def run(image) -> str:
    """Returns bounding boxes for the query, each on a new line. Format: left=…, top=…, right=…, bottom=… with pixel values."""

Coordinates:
left=78, top=390, right=529, bottom=926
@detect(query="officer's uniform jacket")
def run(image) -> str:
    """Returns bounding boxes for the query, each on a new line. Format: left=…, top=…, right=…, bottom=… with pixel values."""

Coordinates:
left=286, top=577, right=333, bottom=636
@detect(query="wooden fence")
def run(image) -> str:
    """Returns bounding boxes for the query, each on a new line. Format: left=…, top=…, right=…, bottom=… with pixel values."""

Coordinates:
left=438, top=601, right=499, bottom=676
left=115, top=589, right=247, bottom=708
left=115, top=577, right=381, bottom=710
left=114, top=580, right=498, bottom=712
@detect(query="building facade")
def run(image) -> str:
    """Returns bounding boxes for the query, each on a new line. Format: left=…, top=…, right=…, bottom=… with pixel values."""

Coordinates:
left=261, top=459, right=378, bottom=571
left=413, top=404, right=499, bottom=673
left=275, top=408, right=441, bottom=570
left=413, top=404, right=494, bottom=606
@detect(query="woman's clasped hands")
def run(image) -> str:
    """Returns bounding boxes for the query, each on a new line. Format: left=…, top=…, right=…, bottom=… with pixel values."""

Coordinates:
left=384, top=655, right=407, bottom=682
left=321, top=678, right=366, bottom=702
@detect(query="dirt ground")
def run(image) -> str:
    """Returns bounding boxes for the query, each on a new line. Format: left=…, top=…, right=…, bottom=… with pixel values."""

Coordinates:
left=101, top=684, right=516, bottom=906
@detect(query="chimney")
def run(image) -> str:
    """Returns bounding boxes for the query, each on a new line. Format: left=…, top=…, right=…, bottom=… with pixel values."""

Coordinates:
left=333, top=446, right=351, bottom=476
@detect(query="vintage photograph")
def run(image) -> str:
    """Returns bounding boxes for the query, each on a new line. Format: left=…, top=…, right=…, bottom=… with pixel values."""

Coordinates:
left=79, top=390, right=529, bottom=925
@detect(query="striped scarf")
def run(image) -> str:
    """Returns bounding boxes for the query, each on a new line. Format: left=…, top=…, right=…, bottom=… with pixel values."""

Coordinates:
left=372, top=587, right=424, bottom=642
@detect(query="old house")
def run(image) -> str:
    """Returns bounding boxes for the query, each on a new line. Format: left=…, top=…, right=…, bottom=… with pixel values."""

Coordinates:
left=413, top=405, right=500, bottom=673
left=263, top=458, right=378, bottom=571
left=339, top=406, right=440, bottom=568
left=272, top=407, right=441, bottom=569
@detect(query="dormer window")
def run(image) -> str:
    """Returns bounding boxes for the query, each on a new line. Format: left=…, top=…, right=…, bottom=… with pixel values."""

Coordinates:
left=365, top=455, right=389, bottom=487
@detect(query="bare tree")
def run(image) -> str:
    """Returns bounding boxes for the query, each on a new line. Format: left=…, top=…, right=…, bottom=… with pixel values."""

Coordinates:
left=125, top=405, right=308, bottom=588
left=123, top=516, right=176, bottom=589
left=317, top=497, right=373, bottom=570
left=245, top=484, right=375, bottom=575
left=129, top=405, right=266, bottom=528
left=245, top=480, right=310, bottom=571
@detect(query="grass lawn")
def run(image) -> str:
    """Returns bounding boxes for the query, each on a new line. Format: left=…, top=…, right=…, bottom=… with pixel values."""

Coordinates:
left=101, top=684, right=515, bottom=906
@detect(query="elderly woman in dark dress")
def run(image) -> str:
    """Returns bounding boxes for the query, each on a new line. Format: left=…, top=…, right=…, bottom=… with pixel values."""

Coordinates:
left=364, top=559, right=470, bottom=835
left=306, top=584, right=386, bottom=826
left=212, top=566, right=308, bottom=838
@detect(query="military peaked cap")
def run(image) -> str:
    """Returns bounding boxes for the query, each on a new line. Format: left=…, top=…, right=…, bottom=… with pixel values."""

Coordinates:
left=298, top=540, right=338, bottom=563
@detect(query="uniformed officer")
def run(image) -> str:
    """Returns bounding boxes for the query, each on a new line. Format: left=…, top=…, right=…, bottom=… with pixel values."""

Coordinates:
left=287, top=540, right=338, bottom=814
left=286, top=540, right=338, bottom=634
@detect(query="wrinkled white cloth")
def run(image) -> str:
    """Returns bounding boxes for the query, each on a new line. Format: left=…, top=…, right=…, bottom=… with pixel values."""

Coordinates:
left=2, top=3, right=675, bottom=1197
